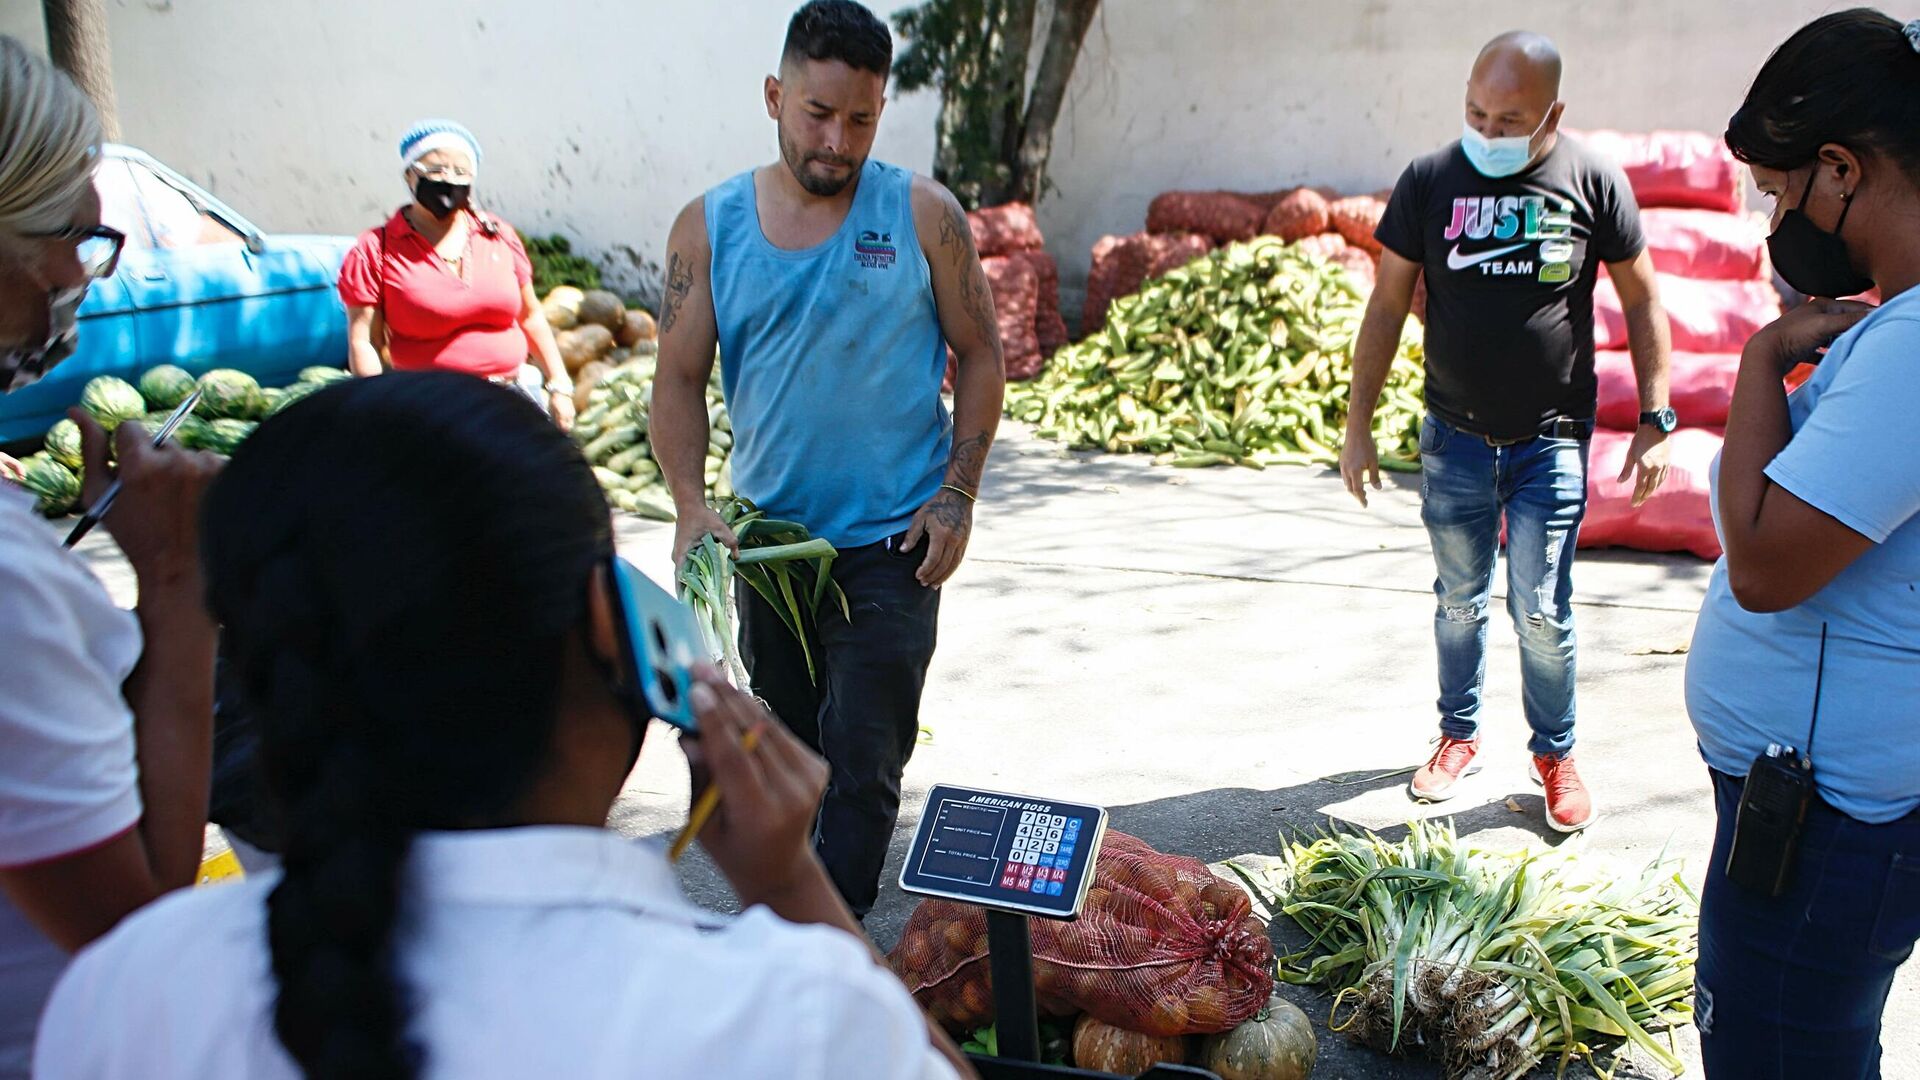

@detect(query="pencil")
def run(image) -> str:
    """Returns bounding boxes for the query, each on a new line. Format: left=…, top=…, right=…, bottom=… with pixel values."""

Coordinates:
left=667, top=725, right=762, bottom=862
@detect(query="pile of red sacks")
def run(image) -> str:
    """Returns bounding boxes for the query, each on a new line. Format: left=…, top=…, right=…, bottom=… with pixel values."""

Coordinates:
left=949, top=203, right=1068, bottom=388
left=1577, top=130, right=1784, bottom=560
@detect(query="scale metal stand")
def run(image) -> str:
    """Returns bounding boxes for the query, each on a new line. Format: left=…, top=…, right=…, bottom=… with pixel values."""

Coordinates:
left=899, top=784, right=1222, bottom=1079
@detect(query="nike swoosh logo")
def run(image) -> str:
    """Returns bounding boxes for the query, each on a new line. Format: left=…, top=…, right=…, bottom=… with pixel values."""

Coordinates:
left=1446, top=242, right=1529, bottom=271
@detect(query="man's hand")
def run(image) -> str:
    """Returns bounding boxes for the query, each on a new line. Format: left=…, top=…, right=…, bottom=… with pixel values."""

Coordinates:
left=548, top=390, right=576, bottom=434
left=1748, top=298, right=1874, bottom=376
left=0, top=452, right=23, bottom=483
left=681, top=667, right=833, bottom=909
left=1617, top=426, right=1672, bottom=507
left=671, top=503, right=739, bottom=567
left=74, top=409, right=222, bottom=583
left=901, top=488, right=972, bottom=588
left=1339, top=429, right=1381, bottom=507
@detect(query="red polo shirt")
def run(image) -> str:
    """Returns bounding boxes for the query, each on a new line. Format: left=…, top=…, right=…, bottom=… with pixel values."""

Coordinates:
left=337, top=210, right=534, bottom=377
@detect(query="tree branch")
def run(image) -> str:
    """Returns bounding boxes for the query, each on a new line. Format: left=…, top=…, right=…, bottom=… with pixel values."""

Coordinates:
left=1012, top=0, right=1099, bottom=206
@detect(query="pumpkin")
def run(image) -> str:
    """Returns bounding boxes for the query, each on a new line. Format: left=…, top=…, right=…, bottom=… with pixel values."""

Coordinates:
left=541, top=285, right=585, bottom=330
left=577, top=289, right=626, bottom=332
left=1195, top=993, right=1317, bottom=1080
left=573, top=360, right=612, bottom=411
left=557, top=324, right=616, bottom=373
left=1073, top=1015, right=1187, bottom=1073
left=617, top=308, right=657, bottom=347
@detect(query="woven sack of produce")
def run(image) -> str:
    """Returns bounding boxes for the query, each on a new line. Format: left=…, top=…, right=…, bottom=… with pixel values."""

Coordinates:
left=1580, top=427, right=1725, bottom=559
left=969, top=202, right=1046, bottom=257
left=1595, top=350, right=1741, bottom=430
left=1261, top=187, right=1332, bottom=243
left=1009, top=249, right=1069, bottom=354
left=1329, top=247, right=1377, bottom=290
left=1083, top=234, right=1151, bottom=335
left=889, top=831, right=1275, bottom=1038
left=1572, top=130, right=1746, bottom=213
left=1327, top=195, right=1387, bottom=256
left=1291, top=232, right=1348, bottom=261
left=1640, top=208, right=1770, bottom=280
left=1147, top=191, right=1265, bottom=244
left=1595, top=272, right=1782, bottom=354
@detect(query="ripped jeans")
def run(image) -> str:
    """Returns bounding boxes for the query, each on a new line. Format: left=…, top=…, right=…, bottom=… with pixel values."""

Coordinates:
left=1418, top=413, right=1589, bottom=757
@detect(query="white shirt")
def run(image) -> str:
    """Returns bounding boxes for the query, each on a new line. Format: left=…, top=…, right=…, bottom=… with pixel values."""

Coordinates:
left=0, top=488, right=143, bottom=1080
left=36, top=827, right=959, bottom=1080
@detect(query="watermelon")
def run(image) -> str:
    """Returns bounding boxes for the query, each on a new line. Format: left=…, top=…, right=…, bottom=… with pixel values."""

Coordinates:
left=260, top=387, right=287, bottom=413
left=80, top=376, right=147, bottom=431
left=196, top=370, right=265, bottom=421
left=269, top=380, right=325, bottom=416
left=137, top=365, right=198, bottom=410
left=299, top=366, right=352, bottom=386
left=170, top=415, right=215, bottom=451
left=44, top=419, right=84, bottom=469
left=19, top=454, right=81, bottom=517
left=199, top=418, right=257, bottom=456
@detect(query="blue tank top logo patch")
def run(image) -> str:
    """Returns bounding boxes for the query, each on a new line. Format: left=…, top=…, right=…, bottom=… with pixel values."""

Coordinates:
left=855, top=229, right=897, bottom=269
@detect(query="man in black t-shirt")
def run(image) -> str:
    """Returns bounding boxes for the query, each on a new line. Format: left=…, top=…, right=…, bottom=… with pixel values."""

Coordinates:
left=1340, top=31, right=1674, bottom=834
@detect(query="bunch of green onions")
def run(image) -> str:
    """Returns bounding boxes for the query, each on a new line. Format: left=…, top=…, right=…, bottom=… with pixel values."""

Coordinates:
left=1232, top=821, right=1697, bottom=1080
left=676, top=497, right=848, bottom=686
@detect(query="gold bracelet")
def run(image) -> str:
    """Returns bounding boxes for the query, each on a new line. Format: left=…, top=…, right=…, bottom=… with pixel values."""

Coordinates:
left=939, top=484, right=978, bottom=503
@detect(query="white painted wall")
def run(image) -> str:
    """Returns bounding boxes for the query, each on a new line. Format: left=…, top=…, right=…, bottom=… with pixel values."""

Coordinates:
left=2, top=0, right=1846, bottom=305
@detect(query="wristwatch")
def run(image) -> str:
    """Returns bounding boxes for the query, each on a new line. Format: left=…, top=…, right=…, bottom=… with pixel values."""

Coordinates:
left=545, top=378, right=575, bottom=397
left=1639, top=407, right=1678, bottom=433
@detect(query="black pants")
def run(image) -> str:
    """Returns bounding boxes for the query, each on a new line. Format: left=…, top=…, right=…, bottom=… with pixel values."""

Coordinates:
left=738, top=533, right=940, bottom=918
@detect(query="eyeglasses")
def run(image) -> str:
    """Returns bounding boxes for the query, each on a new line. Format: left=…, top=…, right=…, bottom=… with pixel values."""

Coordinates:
left=410, top=163, right=475, bottom=185
left=22, top=224, right=126, bottom=280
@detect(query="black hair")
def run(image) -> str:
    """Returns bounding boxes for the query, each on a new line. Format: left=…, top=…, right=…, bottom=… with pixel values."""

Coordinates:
left=782, top=0, right=892, bottom=78
left=201, top=372, right=612, bottom=1079
left=1726, top=8, right=1920, bottom=179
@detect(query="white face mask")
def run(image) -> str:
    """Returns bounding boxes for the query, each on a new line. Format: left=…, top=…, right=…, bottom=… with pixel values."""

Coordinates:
left=1461, top=109, right=1553, bottom=178
left=0, top=283, right=86, bottom=393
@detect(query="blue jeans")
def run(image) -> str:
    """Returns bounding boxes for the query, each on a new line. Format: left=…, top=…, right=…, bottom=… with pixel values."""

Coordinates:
left=1418, top=414, right=1589, bottom=756
left=1698, top=770, right=1920, bottom=1078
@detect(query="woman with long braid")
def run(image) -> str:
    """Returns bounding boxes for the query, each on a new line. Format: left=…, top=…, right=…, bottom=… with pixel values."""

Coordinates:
left=34, top=372, right=968, bottom=1080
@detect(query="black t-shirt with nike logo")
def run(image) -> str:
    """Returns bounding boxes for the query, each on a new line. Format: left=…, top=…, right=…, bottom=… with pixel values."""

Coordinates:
left=1375, top=136, right=1644, bottom=440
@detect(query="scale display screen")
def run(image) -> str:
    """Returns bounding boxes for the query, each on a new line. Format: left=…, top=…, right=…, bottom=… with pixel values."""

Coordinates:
left=899, top=784, right=1107, bottom=919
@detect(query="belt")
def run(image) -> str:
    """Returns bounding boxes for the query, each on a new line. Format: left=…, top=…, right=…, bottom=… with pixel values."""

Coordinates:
left=1462, top=416, right=1594, bottom=447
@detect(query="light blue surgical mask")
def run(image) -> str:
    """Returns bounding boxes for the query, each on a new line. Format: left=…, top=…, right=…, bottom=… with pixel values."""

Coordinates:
left=1461, top=110, right=1552, bottom=178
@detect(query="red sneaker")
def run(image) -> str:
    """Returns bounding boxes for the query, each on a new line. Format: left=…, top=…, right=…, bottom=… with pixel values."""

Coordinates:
left=1531, top=754, right=1598, bottom=833
left=1409, top=738, right=1481, bottom=802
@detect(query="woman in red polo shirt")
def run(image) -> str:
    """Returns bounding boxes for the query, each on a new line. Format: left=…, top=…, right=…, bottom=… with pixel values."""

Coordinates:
left=336, top=120, right=574, bottom=430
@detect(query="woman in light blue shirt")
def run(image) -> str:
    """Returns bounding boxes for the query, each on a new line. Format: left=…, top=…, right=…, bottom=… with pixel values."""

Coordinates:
left=1685, top=10, right=1920, bottom=1077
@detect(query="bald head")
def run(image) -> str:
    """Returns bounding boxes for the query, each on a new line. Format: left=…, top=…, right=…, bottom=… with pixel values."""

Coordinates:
left=1465, top=30, right=1565, bottom=151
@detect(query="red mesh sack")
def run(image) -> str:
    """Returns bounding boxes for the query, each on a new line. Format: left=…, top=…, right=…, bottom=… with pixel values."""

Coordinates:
left=1240, top=190, right=1293, bottom=211
left=1328, top=195, right=1387, bottom=255
left=888, top=830, right=1275, bottom=1037
left=1595, top=271, right=1782, bottom=353
left=1146, top=191, right=1265, bottom=244
left=1262, top=188, right=1332, bottom=242
left=1330, top=246, right=1377, bottom=290
left=1009, top=250, right=1068, bottom=354
left=1083, top=234, right=1150, bottom=335
left=983, top=254, right=1042, bottom=380
left=1145, top=232, right=1216, bottom=277
left=969, top=202, right=1045, bottom=257
left=1595, top=350, right=1742, bottom=430
left=1291, top=232, right=1349, bottom=261
left=1572, top=130, right=1746, bottom=213
left=1580, top=428, right=1724, bottom=560
left=1640, top=208, right=1770, bottom=281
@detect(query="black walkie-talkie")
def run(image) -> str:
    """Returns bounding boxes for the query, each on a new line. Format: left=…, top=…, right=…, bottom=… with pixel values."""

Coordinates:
left=1724, top=625, right=1828, bottom=897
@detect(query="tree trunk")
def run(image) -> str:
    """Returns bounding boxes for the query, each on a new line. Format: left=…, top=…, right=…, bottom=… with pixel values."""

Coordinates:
left=1010, top=0, right=1099, bottom=206
left=41, top=0, right=120, bottom=141
left=978, top=0, right=1037, bottom=207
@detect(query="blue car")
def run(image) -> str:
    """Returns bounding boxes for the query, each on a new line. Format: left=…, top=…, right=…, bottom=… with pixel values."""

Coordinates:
left=0, top=145, right=354, bottom=443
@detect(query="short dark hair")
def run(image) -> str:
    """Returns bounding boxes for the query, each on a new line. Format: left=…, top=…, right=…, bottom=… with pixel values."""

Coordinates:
left=1726, top=8, right=1920, bottom=180
left=783, top=0, right=892, bottom=78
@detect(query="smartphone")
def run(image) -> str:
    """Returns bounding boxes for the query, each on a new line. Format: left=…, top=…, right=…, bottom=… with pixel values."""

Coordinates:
left=607, top=556, right=706, bottom=732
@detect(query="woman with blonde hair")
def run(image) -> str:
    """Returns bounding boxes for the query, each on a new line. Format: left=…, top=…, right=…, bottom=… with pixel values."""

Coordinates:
left=0, top=35, right=220, bottom=1079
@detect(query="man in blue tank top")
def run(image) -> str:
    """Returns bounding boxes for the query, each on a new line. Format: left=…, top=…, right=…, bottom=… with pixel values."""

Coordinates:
left=651, top=0, right=1005, bottom=919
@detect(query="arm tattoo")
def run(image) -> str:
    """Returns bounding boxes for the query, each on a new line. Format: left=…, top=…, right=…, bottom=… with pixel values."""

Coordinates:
left=946, top=432, right=992, bottom=492
left=925, top=489, right=973, bottom=537
left=940, top=201, right=1000, bottom=352
left=660, top=250, right=694, bottom=334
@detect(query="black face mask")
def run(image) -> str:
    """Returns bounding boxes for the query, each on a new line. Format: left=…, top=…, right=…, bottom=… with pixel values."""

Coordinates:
left=1768, top=168, right=1874, bottom=299
left=413, top=178, right=472, bottom=220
